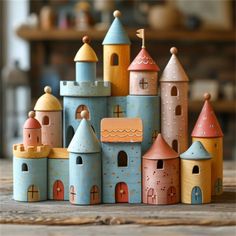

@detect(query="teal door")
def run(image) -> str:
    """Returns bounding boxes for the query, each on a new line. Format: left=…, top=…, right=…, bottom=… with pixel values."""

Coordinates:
left=191, top=186, right=202, bottom=204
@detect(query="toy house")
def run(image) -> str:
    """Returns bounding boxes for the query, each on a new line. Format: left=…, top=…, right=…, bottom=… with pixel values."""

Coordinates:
left=34, top=86, right=62, bottom=148
left=127, top=31, right=160, bottom=152
left=68, top=110, right=101, bottom=205
left=180, top=141, right=211, bottom=204
left=101, top=118, right=143, bottom=203
left=60, top=36, right=111, bottom=146
left=48, top=148, right=69, bottom=200
left=192, top=93, right=223, bottom=196
left=13, top=111, right=50, bottom=202
left=142, top=133, right=179, bottom=205
left=160, top=47, right=189, bottom=154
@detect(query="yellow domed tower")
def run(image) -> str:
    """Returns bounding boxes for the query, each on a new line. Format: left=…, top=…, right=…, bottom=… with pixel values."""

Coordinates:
left=103, top=10, right=131, bottom=96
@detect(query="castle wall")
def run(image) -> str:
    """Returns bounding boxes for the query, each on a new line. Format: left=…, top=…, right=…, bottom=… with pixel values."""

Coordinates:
left=76, top=62, right=96, bottom=82
left=107, top=96, right=127, bottom=117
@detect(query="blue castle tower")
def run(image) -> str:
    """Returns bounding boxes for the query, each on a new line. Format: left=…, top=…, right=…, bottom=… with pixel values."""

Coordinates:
left=68, top=110, right=102, bottom=205
left=60, top=36, right=111, bottom=147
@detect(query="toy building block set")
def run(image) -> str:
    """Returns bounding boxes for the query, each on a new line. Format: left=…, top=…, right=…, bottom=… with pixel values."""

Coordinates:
left=13, top=10, right=223, bottom=205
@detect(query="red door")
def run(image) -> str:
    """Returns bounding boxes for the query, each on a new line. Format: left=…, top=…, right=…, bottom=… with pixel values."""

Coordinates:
left=90, top=185, right=100, bottom=204
left=147, top=188, right=156, bottom=204
left=53, top=180, right=64, bottom=200
left=167, top=186, right=177, bottom=204
left=115, top=182, right=128, bottom=203
left=70, top=185, right=76, bottom=203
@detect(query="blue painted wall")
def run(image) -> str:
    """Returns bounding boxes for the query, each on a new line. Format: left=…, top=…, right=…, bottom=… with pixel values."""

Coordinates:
left=107, top=96, right=127, bottom=117
left=48, top=158, right=69, bottom=200
left=13, top=157, right=47, bottom=202
left=76, top=62, right=96, bottom=82
left=102, top=143, right=141, bottom=203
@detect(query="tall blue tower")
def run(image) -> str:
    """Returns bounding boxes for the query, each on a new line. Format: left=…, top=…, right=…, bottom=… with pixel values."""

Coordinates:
left=60, top=36, right=111, bottom=147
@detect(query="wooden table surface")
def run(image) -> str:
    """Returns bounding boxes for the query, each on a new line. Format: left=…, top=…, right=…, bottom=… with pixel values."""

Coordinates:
left=0, top=159, right=235, bottom=236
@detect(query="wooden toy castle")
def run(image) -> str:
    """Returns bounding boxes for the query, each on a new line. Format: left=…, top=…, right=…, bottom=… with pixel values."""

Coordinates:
left=13, top=10, right=223, bottom=205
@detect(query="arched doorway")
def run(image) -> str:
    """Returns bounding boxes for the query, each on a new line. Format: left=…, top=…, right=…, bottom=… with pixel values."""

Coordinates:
left=147, top=188, right=156, bottom=204
left=115, top=182, right=128, bottom=203
left=167, top=186, right=177, bottom=204
left=191, top=186, right=202, bottom=204
left=53, top=180, right=64, bottom=200
left=27, top=185, right=40, bottom=202
left=90, top=185, right=100, bottom=204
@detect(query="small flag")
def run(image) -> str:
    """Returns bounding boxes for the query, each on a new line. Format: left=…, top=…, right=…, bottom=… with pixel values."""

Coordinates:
left=136, top=29, right=145, bottom=48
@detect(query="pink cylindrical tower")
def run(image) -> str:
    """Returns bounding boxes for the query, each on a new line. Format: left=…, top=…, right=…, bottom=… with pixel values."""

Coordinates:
left=142, top=133, right=179, bottom=205
left=34, top=86, right=62, bottom=147
left=160, top=47, right=189, bottom=154
left=23, top=111, right=42, bottom=147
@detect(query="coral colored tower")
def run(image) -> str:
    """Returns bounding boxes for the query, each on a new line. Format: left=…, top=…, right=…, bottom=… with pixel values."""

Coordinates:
left=160, top=47, right=189, bottom=154
left=192, top=93, right=223, bottom=196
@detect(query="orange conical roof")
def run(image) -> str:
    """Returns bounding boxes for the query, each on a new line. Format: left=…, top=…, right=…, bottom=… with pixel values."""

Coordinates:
left=128, top=48, right=159, bottom=71
left=143, top=133, right=179, bottom=160
left=192, top=93, right=223, bottom=138
left=23, top=111, right=41, bottom=129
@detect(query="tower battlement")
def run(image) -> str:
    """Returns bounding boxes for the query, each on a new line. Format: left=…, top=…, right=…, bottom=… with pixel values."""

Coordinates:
left=13, top=144, right=51, bottom=158
left=60, top=80, right=111, bottom=97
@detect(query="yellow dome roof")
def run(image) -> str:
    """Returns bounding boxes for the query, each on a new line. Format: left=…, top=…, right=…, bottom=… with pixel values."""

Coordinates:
left=34, top=86, right=62, bottom=111
left=74, top=36, right=98, bottom=62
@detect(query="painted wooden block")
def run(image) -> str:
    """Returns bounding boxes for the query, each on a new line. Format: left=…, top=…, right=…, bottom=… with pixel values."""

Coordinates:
left=103, top=10, right=130, bottom=96
left=192, top=93, right=223, bottom=196
left=107, top=96, right=126, bottom=118
left=142, top=133, right=179, bottom=205
left=63, top=96, right=107, bottom=147
left=127, top=95, right=160, bottom=153
left=34, top=86, right=62, bottom=148
left=101, top=118, right=143, bottom=203
left=48, top=148, right=69, bottom=201
left=160, top=47, right=189, bottom=154
left=180, top=141, right=211, bottom=204
left=68, top=111, right=101, bottom=205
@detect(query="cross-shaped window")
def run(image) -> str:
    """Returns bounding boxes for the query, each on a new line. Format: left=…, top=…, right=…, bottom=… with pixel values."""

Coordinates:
left=113, top=105, right=124, bottom=117
left=139, top=78, right=148, bottom=89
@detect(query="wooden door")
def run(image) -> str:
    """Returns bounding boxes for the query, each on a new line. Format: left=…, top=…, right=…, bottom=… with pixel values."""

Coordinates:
left=167, top=186, right=177, bottom=204
left=214, top=178, right=223, bottom=195
left=70, top=185, right=76, bottom=203
left=27, top=185, right=40, bottom=202
left=147, top=188, right=156, bottom=204
left=53, top=180, right=64, bottom=200
left=90, top=185, right=100, bottom=204
left=115, top=182, right=128, bottom=203
left=191, top=186, right=202, bottom=204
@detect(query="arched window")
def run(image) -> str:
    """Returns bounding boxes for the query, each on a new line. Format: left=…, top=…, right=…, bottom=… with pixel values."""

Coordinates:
left=75, top=105, right=90, bottom=120
left=157, top=160, right=163, bottom=169
left=22, top=163, right=28, bottom=172
left=192, top=165, right=199, bottom=174
left=175, top=105, right=182, bottom=116
left=172, top=140, right=178, bottom=153
left=171, top=86, right=178, bottom=96
left=139, top=78, right=148, bottom=89
left=110, top=53, right=119, bottom=66
left=117, top=151, right=128, bottom=167
left=76, top=156, right=83, bottom=165
left=42, top=116, right=49, bottom=125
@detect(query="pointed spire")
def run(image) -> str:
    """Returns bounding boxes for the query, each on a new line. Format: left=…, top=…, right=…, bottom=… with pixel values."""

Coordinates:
left=143, top=133, right=179, bottom=160
left=192, top=93, right=223, bottom=138
left=180, top=141, right=211, bottom=160
left=68, top=110, right=100, bottom=153
left=160, top=47, right=189, bottom=82
left=74, top=36, right=98, bottom=62
left=102, top=10, right=130, bottom=45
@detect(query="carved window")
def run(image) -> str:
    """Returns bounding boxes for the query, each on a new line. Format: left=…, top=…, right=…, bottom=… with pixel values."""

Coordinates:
left=42, top=116, right=49, bottom=125
left=76, top=105, right=90, bottom=120
left=172, top=140, right=178, bottom=153
left=113, top=105, right=124, bottom=117
left=110, top=53, right=119, bottom=66
left=118, top=151, right=128, bottom=167
left=76, top=156, right=83, bottom=165
left=171, top=86, right=178, bottom=96
left=139, top=78, right=148, bottom=89
left=192, top=165, right=199, bottom=174
left=175, top=105, right=182, bottom=116
left=157, top=160, right=163, bottom=169
left=22, top=163, right=28, bottom=172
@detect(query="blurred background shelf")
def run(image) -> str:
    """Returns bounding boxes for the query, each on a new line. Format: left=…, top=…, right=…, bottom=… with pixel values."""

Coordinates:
left=16, top=26, right=236, bottom=42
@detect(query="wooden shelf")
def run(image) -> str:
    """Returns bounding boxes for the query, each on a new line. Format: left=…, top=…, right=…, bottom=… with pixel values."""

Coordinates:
left=189, top=100, right=236, bottom=113
left=16, top=25, right=236, bottom=42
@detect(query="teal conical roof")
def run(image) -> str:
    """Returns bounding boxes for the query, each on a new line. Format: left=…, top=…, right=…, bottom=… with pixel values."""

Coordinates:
left=102, top=10, right=130, bottom=45
left=180, top=141, right=211, bottom=160
left=68, top=117, right=100, bottom=154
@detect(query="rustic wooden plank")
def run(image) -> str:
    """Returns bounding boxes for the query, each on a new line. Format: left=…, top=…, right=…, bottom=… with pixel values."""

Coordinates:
left=0, top=160, right=235, bottom=227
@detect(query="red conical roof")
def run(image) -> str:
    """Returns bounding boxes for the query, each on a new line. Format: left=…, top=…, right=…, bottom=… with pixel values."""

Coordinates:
left=143, top=133, right=179, bottom=160
left=23, top=111, right=41, bottom=129
left=128, top=48, right=159, bottom=71
left=192, top=93, right=223, bottom=138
